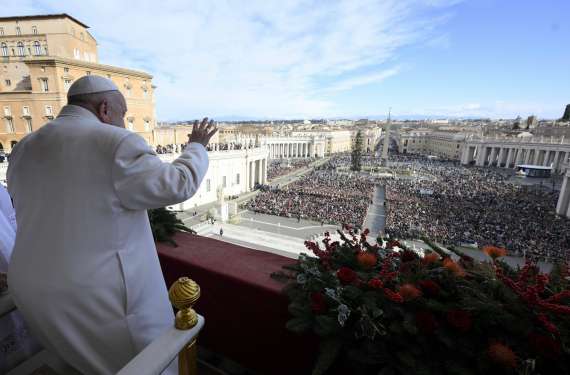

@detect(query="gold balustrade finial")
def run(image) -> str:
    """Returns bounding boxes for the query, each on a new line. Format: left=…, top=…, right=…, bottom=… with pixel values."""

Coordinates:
left=168, top=277, right=201, bottom=330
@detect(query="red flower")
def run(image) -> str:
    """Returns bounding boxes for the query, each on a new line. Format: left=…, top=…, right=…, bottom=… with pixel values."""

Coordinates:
left=483, top=246, right=507, bottom=260
left=337, top=267, right=357, bottom=285
left=415, top=311, right=438, bottom=334
left=536, top=313, right=559, bottom=335
left=418, top=280, right=440, bottom=297
left=368, top=278, right=383, bottom=289
left=310, top=292, right=327, bottom=314
left=487, top=342, right=517, bottom=368
left=446, top=309, right=472, bottom=332
left=422, top=252, right=440, bottom=265
left=399, top=284, right=422, bottom=301
left=528, top=332, right=561, bottom=359
left=362, top=228, right=370, bottom=236
left=443, top=258, right=466, bottom=277
left=386, top=240, right=400, bottom=249
left=401, top=249, right=417, bottom=262
left=357, top=252, right=378, bottom=269
left=383, top=288, right=403, bottom=303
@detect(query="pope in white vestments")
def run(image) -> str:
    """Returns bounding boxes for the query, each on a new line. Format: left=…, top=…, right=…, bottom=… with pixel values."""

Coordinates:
left=6, top=76, right=217, bottom=374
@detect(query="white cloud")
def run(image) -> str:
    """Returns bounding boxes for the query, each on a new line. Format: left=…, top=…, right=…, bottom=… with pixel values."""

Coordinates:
left=1, top=0, right=461, bottom=119
left=412, top=101, right=563, bottom=119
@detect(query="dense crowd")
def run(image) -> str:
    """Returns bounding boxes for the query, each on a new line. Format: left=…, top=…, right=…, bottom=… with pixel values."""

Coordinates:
left=246, top=166, right=375, bottom=225
left=267, top=158, right=316, bottom=180
left=248, top=151, right=569, bottom=262
left=382, top=155, right=570, bottom=262
left=155, top=142, right=249, bottom=154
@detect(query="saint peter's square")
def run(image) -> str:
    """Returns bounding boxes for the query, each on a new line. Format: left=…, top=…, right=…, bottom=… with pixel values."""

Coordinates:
left=0, top=3, right=570, bottom=375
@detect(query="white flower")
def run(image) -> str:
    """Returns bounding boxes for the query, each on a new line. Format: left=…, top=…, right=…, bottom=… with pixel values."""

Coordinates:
left=325, top=288, right=338, bottom=301
left=338, top=304, right=351, bottom=327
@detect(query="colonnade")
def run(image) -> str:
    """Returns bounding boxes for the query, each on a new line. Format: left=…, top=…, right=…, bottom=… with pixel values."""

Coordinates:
left=268, top=142, right=312, bottom=158
left=246, top=157, right=267, bottom=189
left=461, top=140, right=570, bottom=173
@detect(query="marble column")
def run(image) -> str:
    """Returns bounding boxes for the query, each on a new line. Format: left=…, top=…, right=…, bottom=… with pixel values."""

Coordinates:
left=497, top=148, right=506, bottom=167
left=505, top=148, right=514, bottom=168
left=556, top=172, right=570, bottom=217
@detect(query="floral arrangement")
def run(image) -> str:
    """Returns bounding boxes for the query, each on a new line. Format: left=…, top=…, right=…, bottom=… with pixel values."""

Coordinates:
left=277, top=227, right=570, bottom=375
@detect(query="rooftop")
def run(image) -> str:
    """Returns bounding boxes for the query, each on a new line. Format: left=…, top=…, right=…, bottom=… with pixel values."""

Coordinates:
left=0, top=13, right=89, bottom=29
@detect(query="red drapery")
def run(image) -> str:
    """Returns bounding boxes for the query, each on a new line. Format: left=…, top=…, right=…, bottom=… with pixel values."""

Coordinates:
left=157, top=233, right=317, bottom=375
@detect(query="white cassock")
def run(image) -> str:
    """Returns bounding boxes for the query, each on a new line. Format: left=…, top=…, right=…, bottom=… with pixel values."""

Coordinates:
left=0, top=184, right=17, bottom=272
left=7, top=104, right=208, bottom=374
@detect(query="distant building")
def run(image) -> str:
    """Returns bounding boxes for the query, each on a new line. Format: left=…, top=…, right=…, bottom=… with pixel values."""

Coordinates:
left=527, top=115, right=538, bottom=129
left=562, top=104, right=570, bottom=122
left=399, top=130, right=467, bottom=160
left=0, top=14, right=157, bottom=150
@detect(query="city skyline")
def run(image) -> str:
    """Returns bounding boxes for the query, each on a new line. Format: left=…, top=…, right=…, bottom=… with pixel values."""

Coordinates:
left=2, top=0, right=569, bottom=120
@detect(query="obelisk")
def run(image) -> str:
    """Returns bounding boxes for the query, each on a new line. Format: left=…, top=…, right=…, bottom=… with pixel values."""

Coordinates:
left=381, top=108, right=391, bottom=163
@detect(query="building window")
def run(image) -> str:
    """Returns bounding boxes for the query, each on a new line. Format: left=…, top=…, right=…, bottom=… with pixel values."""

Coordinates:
left=33, top=41, right=42, bottom=56
left=22, top=106, right=30, bottom=116
left=64, top=67, right=69, bottom=73
left=222, top=176, right=227, bottom=188
left=5, top=118, right=14, bottom=133
left=85, top=71, right=91, bottom=76
left=126, top=86, right=131, bottom=97
left=40, top=78, right=49, bottom=92
left=16, top=27, right=21, bottom=36
left=142, top=89, right=147, bottom=99
left=32, top=26, right=37, bottom=35
left=74, top=48, right=80, bottom=59
left=236, top=173, right=240, bottom=184
left=25, top=118, right=32, bottom=133
left=106, top=74, right=111, bottom=79
left=1, top=43, right=7, bottom=57
left=0, top=28, right=3, bottom=36
left=64, top=79, right=73, bottom=91
left=4, top=79, right=11, bottom=87
left=144, top=120, right=150, bottom=132
left=3, top=106, right=11, bottom=116
left=127, top=118, right=134, bottom=131
left=17, top=42, right=25, bottom=56
left=206, top=179, right=211, bottom=192
left=45, top=105, right=53, bottom=116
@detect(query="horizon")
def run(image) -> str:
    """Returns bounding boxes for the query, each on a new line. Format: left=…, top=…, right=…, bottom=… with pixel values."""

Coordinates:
left=2, top=0, right=569, bottom=121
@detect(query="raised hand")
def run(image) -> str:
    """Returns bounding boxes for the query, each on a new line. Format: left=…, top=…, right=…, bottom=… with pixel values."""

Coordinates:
left=188, top=117, right=218, bottom=147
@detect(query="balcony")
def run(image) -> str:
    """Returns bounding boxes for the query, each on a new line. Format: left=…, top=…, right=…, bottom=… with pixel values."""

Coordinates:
left=1, top=232, right=318, bottom=374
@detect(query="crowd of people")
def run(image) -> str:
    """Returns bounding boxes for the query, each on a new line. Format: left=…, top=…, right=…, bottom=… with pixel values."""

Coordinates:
left=246, top=165, right=375, bottom=226
left=267, top=158, right=316, bottom=181
left=246, top=151, right=570, bottom=262
left=382, top=155, right=570, bottom=263
left=155, top=142, right=252, bottom=154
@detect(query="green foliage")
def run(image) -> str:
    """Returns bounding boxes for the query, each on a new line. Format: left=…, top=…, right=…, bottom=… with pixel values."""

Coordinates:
left=279, top=230, right=570, bottom=375
left=351, top=130, right=363, bottom=171
left=148, top=207, right=195, bottom=247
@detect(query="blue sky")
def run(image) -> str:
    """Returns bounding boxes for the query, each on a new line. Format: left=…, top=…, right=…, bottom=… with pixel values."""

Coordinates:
left=2, top=0, right=569, bottom=120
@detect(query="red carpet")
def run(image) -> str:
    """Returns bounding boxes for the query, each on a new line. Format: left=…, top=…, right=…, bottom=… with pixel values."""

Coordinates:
left=157, top=233, right=318, bottom=375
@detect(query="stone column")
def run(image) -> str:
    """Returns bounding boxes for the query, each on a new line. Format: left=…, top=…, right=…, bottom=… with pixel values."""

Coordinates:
left=524, top=149, right=532, bottom=164
left=475, top=146, right=486, bottom=166
left=489, top=147, right=498, bottom=166
left=262, top=158, right=267, bottom=184
left=497, top=148, right=506, bottom=167
left=505, top=148, right=514, bottom=168
left=556, top=171, right=570, bottom=217
left=249, top=161, right=254, bottom=190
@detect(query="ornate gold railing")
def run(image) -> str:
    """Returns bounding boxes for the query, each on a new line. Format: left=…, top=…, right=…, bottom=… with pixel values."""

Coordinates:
left=118, top=276, right=204, bottom=375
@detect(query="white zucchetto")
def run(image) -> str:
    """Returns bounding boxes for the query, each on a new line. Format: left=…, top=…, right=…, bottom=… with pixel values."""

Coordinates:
left=67, top=75, right=120, bottom=98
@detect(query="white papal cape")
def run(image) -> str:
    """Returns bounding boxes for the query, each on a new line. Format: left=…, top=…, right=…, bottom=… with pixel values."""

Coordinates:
left=7, top=105, right=209, bottom=374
